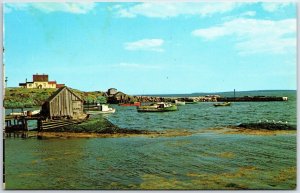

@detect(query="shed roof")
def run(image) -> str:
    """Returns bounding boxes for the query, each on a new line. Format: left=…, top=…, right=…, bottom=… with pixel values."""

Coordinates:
left=45, top=86, right=83, bottom=103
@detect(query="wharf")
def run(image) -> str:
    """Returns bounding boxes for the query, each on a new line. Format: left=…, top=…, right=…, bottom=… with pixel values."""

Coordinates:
left=4, top=114, right=88, bottom=134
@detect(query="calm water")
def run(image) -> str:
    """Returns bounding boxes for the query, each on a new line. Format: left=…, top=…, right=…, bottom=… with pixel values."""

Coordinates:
left=5, top=90, right=297, bottom=190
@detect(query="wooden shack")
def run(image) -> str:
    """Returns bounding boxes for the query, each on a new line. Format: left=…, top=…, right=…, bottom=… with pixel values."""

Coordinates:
left=41, top=86, right=85, bottom=119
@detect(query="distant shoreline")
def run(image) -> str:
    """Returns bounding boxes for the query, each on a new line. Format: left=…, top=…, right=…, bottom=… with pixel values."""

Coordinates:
left=136, top=90, right=296, bottom=97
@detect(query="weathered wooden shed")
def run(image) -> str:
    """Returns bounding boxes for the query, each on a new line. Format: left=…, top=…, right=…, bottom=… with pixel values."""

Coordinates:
left=41, top=86, right=84, bottom=119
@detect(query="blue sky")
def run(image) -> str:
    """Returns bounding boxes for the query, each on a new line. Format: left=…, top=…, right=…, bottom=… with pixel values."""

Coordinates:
left=3, top=2, right=297, bottom=94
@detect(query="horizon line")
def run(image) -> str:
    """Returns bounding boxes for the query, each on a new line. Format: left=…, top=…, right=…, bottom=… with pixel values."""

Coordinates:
left=132, top=89, right=296, bottom=96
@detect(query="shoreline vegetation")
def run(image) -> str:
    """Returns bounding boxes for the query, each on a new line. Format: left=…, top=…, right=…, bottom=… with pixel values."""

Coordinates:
left=4, top=87, right=179, bottom=108
left=4, top=87, right=293, bottom=108
left=4, top=87, right=210, bottom=109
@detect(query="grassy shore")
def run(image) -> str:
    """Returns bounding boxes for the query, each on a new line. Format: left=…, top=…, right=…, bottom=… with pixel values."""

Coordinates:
left=4, top=87, right=107, bottom=108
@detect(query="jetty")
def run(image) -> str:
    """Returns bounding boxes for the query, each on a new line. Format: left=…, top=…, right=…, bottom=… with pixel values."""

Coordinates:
left=217, top=96, right=288, bottom=102
left=4, top=86, right=89, bottom=135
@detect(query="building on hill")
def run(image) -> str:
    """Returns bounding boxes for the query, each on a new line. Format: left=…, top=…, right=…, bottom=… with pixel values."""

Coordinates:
left=107, top=88, right=118, bottom=96
left=19, top=74, right=65, bottom=89
left=107, top=91, right=132, bottom=104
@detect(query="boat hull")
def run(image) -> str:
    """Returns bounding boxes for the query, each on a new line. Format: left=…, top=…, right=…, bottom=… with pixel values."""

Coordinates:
left=185, top=102, right=197, bottom=104
left=119, top=102, right=141, bottom=107
left=137, top=105, right=177, bottom=112
left=214, top=102, right=231, bottom=107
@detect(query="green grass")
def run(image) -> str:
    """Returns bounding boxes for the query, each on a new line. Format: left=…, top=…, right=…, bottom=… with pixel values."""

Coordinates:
left=4, top=87, right=109, bottom=108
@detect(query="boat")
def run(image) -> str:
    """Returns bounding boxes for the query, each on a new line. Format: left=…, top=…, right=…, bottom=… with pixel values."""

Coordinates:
left=184, top=99, right=197, bottom=104
left=174, top=100, right=185, bottom=106
left=9, top=109, right=41, bottom=116
left=137, top=102, right=177, bottom=112
left=29, top=110, right=41, bottom=116
left=119, top=102, right=141, bottom=107
left=9, top=112, right=24, bottom=116
left=213, top=102, right=231, bottom=107
left=85, top=104, right=116, bottom=114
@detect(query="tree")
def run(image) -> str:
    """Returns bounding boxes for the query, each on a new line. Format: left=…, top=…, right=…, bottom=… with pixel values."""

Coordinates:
left=97, top=96, right=107, bottom=104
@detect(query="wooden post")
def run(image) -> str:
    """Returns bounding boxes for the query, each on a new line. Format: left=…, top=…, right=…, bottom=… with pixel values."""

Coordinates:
left=37, top=119, right=42, bottom=131
left=24, top=119, right=28, bottom=131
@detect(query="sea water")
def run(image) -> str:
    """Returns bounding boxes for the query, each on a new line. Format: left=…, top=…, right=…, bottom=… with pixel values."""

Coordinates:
left=4, top=90, right=297, bottom=189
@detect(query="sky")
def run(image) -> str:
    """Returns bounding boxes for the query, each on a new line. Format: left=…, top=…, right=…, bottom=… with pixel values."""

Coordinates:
left=3, top=1, right=297, bottom=94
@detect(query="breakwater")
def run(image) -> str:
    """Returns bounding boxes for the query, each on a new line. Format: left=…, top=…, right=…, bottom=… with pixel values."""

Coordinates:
left=133, top=95, right=288, bottom=103
left=133, top=95, right=219, bottom=103
left=217, top=96, right=288, bottom=102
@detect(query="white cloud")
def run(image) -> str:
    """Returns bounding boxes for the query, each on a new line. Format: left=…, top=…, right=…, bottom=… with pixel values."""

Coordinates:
left=192, top=18, right=296, bottom=55
left=115, top=2, right=238, bottom=18
left=124, top=39, right=164, bottom=52
left=4, top=3, right=96, bottom=14
left=262, top=2, right=292, bottom=12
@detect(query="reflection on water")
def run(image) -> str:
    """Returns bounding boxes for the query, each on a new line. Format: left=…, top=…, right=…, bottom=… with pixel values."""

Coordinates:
left=5, top=91, right=296, bottom=189
left=5, top=133, right=296, bottom=189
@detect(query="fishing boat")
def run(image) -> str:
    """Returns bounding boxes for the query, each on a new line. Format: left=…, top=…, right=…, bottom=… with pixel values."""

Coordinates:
left=85, top=104, right=116, bottom=114
left=213, top=102, right=231, bottom=107
left=119, top=102, right=141, bottom=107
left=137, top=102, right=177, bottom=112
left=174, top=100, right=185, bottom=106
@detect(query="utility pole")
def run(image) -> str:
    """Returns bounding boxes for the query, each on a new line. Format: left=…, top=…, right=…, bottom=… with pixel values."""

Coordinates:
left=234, top=89, right=236, bottom=101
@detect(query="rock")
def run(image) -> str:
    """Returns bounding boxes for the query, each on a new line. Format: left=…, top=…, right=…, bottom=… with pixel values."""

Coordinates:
left=237, top=122, right=296, bottom=131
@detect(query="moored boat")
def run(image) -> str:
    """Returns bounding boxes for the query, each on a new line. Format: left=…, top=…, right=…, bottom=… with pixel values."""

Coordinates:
left=85, top=104, right=116, bottom=114
left=185, top=101, right=197, bottom=104
left=9, top=109, right=41, bottom=116
left=137, top=102, right=177, bottom=112
left=213, top=102, right=231, bottom=107
left=9, top=112, right=24, bottom=116
left=184, top=98, right=197, bottom=104
left=119, top=102, right=141, bottom=107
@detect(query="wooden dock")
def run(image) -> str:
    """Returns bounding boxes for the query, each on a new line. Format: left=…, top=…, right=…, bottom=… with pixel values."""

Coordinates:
left=5, top=114, right=88, bottom=132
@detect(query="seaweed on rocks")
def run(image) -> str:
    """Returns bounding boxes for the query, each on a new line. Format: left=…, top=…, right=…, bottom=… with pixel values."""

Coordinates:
left=43, top=116, right=153, bottom=134
left=237, top=122, right=296, bottom=131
